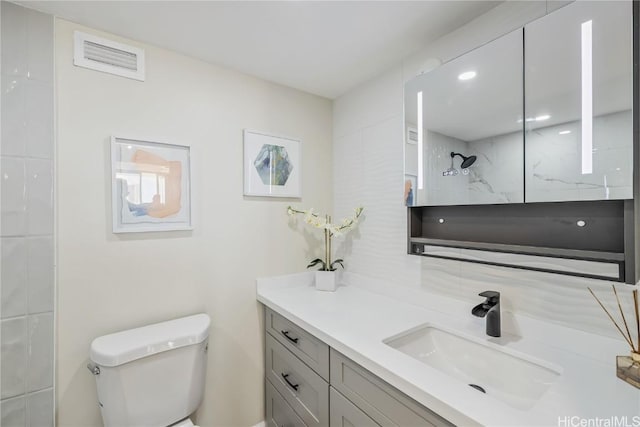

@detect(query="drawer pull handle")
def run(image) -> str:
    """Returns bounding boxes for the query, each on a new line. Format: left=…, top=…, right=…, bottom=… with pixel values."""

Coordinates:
left=281, top=373, right=299, bottom=391
left=281, top=330, right=299, bottom=344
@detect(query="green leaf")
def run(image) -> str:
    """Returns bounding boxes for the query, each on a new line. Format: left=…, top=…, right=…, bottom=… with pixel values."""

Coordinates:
left=306, top=258, right=327, bottom=270
left=330, top=259, right=344, bottom=270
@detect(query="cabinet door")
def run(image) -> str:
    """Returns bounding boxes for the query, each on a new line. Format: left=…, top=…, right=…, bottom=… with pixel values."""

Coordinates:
left=266, top=380, right=308, bottom=427
left=330, top=387, right=380, bottom=427
left=265, top=307, right=330, bottom=380
left=265, top=333, right=329, bottom=427
left=524, top=1, right=633, bottom=202
left=330, top=349, right=454, bottom=427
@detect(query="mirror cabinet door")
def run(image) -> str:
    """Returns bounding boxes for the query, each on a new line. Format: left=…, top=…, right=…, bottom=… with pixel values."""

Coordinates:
left=524, top=1, right=633, bottom=203
left=404, top=29, right=524, bottom=207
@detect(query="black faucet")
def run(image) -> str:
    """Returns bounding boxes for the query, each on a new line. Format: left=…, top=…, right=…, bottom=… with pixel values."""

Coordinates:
left=472, top=291, right=501, bottom=337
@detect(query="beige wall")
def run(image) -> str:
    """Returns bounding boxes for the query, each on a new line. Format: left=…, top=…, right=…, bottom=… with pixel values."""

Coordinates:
left=55, top=19, right=332, bottom=426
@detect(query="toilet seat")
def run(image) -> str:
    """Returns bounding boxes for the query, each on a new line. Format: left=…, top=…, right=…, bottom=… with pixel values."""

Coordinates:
left=170, top=418, right=198, bottom=427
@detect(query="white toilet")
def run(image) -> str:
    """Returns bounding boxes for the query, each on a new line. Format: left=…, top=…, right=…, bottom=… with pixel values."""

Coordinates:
left=88, top=314, right=210, bottom=427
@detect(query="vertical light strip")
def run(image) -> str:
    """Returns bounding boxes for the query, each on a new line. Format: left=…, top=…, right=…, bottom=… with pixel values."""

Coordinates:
left=581, top=20, right=593, bottom=174
left=417, top=91, right=424, bottom=190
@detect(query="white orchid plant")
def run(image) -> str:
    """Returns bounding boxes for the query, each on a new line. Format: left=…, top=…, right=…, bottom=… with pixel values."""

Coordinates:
left=287, top=206, right=364, bottom=271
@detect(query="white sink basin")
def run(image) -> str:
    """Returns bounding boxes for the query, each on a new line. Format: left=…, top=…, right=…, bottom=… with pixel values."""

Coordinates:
left=384, top=325, right=562, bottom=410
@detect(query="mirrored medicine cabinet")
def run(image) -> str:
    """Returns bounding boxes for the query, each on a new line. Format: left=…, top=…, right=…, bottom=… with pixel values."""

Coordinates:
left=405, top=0, right=638, bottom=283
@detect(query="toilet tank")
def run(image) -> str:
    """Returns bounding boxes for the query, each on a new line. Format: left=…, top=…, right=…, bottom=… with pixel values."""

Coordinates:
left=89, top=314, right=210, bottom=427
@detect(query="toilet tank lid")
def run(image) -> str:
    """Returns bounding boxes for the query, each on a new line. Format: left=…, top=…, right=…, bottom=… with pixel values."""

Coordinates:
left=90, top=313, right=210, bottom=367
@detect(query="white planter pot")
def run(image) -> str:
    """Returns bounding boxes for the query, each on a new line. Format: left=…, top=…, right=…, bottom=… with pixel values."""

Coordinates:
left=315, top=271, right=337, bottom=292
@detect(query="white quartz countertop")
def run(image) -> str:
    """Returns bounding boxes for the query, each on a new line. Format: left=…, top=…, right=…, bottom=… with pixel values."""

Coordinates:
left=256, top=272, right=640, bottom=427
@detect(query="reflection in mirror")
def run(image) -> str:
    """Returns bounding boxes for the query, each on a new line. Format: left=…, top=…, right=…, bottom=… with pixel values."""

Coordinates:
left=404, top=29, right=524, bottom=206
left=524, top=1, right=633, bottom=202
left=115, top=144, right=183, bottom=219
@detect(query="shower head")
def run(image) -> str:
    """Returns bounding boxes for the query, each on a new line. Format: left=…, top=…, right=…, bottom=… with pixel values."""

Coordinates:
left=451, top=152, right=477, bottom=169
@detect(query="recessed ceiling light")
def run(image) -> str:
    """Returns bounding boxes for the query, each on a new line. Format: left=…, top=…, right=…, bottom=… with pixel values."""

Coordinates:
left=559, top=130, right=571, bottom=135
left=525, top=117, right=535, bottom=122
left=458, top=71, right=476, bottom=81
left=535, top=114, right=551, bottom=121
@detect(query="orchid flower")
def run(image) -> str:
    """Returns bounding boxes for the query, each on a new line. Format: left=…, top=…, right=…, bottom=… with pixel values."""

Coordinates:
left=286, top=205, right=364, bottom=271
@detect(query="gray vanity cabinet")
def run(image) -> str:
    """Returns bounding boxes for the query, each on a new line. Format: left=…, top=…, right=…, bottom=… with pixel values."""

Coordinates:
left=330, top=349, right=453, bottom=427
left=266, top=333, right=329, bottom=427
left=266, top=380, right=308, bottom=427
left=265, top=306, right=330, bottom=380
left=263, top=307, right=454, bottom=427
left=329, top=387, right=379, bottom=427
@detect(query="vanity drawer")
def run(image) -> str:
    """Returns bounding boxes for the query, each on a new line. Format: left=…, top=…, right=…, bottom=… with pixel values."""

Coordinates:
left=330, top=349, right=454, bottom=427
left=330, top=387, right=380, bottom=427
left=266, top=379, right=307, bottom=427
left=266, top=333, right=329, bottom=427
left=265, top=307, right=330, bottom=380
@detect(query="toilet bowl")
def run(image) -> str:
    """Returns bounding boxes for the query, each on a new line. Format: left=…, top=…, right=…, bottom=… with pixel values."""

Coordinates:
left=88, top=314, right=210, bottom=427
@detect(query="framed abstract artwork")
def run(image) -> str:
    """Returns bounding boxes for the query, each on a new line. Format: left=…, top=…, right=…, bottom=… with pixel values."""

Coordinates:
left=404, top=174, right=417, bottom=207
left=243, top=130, right=301, bottom=198
left=111, top=136, right=192, bottom=233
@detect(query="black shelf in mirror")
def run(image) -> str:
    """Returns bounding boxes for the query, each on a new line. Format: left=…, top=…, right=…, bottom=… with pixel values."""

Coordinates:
left=408, top=200, right=634, bottom=283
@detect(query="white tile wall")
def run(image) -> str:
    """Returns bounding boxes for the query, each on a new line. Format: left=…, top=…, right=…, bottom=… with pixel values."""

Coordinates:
left=333, top=65, right=421, bottom=289
left=0, top=2, right=55, bottom=422
left=26, top=388, right=53, bottom=427
left=1, top=317, right=27, bottom=399
left=333, top=1, right=631, bottom=339
left=1, top=396, right=26, bottom=427
left=0, top=388, right=52, bottom=427
left=26, top=237, right=54, bottom=314
left=26, top=313, right=53, bottom=392
left=0, top=3, right=27, bottom=77
left=1, top=157, right=27, bottom=237
left=25, top=159, right=53, bottom=236
left=1, top=238, right=27, bottom=317
left=1, top=76, right=27, bottom=157
left=25, top=10, right=54, bottom=83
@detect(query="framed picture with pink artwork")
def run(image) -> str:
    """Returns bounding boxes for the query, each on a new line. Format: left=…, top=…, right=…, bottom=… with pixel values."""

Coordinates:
left=111, top=136, right=192, bottom=233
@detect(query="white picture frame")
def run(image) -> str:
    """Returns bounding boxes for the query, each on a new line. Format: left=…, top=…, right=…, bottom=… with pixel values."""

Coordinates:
left=243, top=129, right=301, bottom=198
left=111, top=136, right=192, bottom=233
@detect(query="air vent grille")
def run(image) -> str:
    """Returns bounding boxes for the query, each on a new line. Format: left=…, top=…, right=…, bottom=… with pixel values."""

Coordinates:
left=74, top=31, right=145, bottom=81
left=83, top=40, right=138, bottom=70
left=407, top=126, right=418, bottom=144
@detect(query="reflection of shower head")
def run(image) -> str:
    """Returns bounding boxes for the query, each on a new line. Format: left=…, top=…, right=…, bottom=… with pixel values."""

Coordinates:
left=461, top=155, right=476, bottom=168
left=451, top=152, right=477, bottom=168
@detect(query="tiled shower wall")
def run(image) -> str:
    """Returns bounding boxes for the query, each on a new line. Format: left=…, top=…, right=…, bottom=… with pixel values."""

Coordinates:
left=0, top=2, right=55, bottom=426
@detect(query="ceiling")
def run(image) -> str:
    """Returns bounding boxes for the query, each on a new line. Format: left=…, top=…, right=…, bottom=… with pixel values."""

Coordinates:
left=18, top=1, right=501, bottom=99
